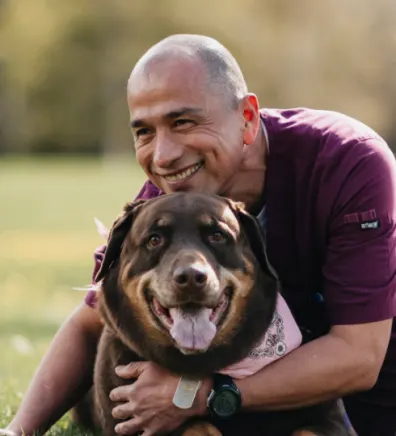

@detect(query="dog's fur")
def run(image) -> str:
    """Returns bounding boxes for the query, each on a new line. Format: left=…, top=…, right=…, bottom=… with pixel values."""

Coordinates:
left=74, top=193, right=352, bottom=436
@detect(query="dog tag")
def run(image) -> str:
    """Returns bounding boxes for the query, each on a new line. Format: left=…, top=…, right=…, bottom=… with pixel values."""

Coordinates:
left=172, top=377, right=202, bottom=409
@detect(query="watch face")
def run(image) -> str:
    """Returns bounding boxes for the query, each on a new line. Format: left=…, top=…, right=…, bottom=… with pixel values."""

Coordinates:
left=212, top=389, right=238, bottom=418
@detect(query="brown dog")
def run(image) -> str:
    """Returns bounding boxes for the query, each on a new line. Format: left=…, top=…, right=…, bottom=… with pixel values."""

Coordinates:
left=75, top=192, right=352, bottom=436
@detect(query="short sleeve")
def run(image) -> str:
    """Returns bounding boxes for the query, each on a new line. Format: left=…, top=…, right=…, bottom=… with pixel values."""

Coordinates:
left=323, top=138, right=396, bottom=325
left=84, top=180, right=162, bottom=308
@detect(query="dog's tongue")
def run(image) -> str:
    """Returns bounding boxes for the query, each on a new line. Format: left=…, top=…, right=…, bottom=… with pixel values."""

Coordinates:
left=169, top=308, right=216, bottom=351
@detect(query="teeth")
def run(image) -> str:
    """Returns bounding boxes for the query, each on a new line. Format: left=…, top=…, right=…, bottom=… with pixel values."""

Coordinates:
left=164, top=162, right=202, bottom=183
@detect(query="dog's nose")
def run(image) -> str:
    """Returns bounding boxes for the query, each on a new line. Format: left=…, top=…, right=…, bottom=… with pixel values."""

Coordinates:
left=173, top=265, right=208, bottom=289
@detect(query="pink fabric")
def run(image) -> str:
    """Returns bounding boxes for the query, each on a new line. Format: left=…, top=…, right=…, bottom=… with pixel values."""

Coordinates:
left=219, top=293, right=302, bottom=379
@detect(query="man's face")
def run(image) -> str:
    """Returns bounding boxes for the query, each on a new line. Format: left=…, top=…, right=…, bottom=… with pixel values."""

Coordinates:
left=127, top=56, right=251, bottom=196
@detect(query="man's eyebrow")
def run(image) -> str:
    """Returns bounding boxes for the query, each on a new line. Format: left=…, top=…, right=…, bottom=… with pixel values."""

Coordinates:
left=130, top=107, right=202, bottom=129
left=165, top=107, right=202, bottom=119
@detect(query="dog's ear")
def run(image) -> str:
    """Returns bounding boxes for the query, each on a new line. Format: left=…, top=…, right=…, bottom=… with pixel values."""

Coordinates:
left=226, top=199, right=278, bottom=280
left=95, top=199, right=147, bottom=283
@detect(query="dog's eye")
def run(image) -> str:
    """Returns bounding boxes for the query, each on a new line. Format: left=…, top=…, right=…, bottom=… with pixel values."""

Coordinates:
left=207, top=231, right=226, bottom=244
left=147, top=234, right=163, bottom=248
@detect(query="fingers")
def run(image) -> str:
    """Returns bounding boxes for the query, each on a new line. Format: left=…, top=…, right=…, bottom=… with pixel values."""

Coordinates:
left=114, top=418, right=144, bottom=435
left=112, top=402, right=135, bottom=420
left=110, top=383, right=136, bottom=402
left=116, top=361, right=147, bottom=379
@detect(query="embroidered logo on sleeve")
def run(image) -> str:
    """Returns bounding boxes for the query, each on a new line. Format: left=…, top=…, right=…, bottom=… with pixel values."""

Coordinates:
left=344, top=209, right=380, bottom=230
left=360, top=220, right=380, bottom=230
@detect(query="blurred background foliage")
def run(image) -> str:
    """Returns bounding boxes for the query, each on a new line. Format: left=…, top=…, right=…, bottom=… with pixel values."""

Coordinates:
left=0, top=0, right=395, bottom=155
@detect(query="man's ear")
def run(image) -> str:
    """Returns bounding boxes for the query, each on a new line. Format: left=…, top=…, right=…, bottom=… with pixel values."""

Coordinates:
left=95, top=199, right=147, bottom=283
left=241, top=93, right=260, bottom=146
left=226, top=199, right=278, bottom=280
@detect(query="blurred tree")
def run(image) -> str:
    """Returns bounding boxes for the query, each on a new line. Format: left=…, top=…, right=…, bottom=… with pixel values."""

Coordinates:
left=0, top=0, right=395, bottom=154
left=0, top=58, right=11, bottom=152
left=27, top=14, right=106, bottom=154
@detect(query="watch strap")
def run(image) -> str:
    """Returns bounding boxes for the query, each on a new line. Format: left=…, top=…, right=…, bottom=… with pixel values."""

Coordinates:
left=213, top=373, right=237, bottom=390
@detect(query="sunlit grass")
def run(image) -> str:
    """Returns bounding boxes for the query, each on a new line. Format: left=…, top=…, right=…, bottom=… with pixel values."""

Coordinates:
left=0, top=155, right=146, bottom=433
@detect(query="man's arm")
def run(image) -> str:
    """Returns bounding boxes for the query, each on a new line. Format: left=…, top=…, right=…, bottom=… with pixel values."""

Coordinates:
left=109, top=319, right=390, bottom=434
left=233, top=319, right=391, bottom=410
left=6, top=302, right=103, bottom=436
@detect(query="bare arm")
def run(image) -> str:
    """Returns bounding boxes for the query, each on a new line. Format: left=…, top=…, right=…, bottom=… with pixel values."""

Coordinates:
left=6, top=302, right=103, bottom=436
left=233, top=320, right=391, bottom=411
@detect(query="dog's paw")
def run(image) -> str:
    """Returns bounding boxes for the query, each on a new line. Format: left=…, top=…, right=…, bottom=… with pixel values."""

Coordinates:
left=178, top=421, right=222, bottom=436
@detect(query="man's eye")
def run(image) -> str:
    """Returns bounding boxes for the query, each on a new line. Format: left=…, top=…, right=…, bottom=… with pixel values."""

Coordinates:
left=135, top=128, right=151, bottom=138
left=146, top=234, right=164, bottom=248
left=207, top=231, right=227, bottom=244
left=174, top=119, right=193, bottom=127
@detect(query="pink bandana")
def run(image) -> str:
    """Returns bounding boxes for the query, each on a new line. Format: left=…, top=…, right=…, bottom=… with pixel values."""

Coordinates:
left=219, top=293, right=302, bottom=379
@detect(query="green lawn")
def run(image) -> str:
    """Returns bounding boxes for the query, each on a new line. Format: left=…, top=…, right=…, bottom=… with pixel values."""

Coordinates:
left=0, top=155, right=146, bottom=434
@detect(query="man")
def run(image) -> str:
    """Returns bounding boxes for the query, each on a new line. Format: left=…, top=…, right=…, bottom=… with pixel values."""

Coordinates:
left=5, top=34, right=396, bottom=436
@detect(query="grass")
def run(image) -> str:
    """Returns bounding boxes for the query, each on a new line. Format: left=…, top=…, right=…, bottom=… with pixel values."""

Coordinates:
left=0, top=155, right=146, bottom=434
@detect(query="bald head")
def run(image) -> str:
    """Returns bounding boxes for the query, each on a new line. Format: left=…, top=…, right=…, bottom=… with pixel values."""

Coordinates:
left=128, top=34, right=248, bottom=108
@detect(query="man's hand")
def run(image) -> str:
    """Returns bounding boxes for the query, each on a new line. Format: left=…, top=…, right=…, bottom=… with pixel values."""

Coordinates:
left=110, top=362, right=212, bottom=435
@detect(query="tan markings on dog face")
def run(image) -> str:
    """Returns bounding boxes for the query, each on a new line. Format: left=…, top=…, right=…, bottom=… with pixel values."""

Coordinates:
left=219, top=204, right=241, bottom=233
left=239, top=256, right=255, bottom=280
left=121, top=270, right=174, bottom=347
left=204, top=216, right=239, bottom=242
left=197, top=213, right=213, bottom=227
left=98, top=291, right=141, bottom=353
left=156, top=216, right=172, bottom=228
left=196, top=205, right=240, bottom=238
left=211, top=259, right=255, bottom=347
left=219, top=256, right=255, bottom=299
left=130, top=209, right=173, bottom=245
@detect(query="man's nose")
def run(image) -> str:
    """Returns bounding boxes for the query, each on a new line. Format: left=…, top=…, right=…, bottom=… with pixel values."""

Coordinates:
left=153, top=131, right=184, bottom=169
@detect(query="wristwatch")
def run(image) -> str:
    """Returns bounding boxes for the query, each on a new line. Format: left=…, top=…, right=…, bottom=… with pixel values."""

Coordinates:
left=207, top=373, right=242, bottom=419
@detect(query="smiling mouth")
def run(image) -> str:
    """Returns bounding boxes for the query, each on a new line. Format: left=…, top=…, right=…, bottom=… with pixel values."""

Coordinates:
left=146, top=287, right=233, bottom=353
left=162, top=161, right=204, bottom=184
left=151, top=293, right=230, bottom=328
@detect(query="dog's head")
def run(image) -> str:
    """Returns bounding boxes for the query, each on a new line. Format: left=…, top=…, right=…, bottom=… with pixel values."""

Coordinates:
left=96, top=192, right=278, bottom=375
